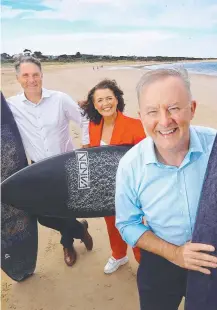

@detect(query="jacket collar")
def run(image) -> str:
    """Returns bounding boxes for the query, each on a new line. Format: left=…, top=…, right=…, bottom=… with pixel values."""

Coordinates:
left=90, top=110, right=126, bottom=146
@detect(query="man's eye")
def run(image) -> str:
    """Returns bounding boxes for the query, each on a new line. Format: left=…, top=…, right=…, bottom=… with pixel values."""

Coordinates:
left=169, top=107, right=179, bottom=111
left=148, top=111, right=157, bottom=115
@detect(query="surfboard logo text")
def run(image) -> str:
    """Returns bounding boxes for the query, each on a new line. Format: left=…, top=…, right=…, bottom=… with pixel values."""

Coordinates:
left=5, top=253, right=10, bottom=260
left=76, top=151, right=90, bottom=189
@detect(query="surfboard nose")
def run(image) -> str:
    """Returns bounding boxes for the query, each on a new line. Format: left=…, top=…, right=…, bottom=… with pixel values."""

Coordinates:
left=1, top=167, right=34, bottom=211
left=1, top=159, right=68, bottom=217
left=1, top=145, right=132, bottom=219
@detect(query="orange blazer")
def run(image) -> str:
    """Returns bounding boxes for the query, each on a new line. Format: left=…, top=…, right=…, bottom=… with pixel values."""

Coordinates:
left=89, top=111, right=146, bottom=147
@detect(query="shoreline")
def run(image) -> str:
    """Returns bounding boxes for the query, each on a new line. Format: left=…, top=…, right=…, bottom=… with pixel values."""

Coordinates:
left=2, top=58, right=216, bottom=66
left=2, top=59, right=216, bottom=77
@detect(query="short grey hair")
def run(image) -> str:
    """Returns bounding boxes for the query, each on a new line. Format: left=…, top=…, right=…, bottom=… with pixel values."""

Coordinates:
left=14, top=56, right=42, bottom=74
left=136, top=67, right=192, bottom=103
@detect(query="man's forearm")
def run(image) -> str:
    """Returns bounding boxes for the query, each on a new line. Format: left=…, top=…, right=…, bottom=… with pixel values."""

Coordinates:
left=136, top=230, right=178, bottom=263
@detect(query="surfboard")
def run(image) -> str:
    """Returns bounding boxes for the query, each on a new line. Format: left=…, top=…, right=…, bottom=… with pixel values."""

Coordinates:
left=1, top=144, right=132, bottom=218
left=185, top=134, right=217, bottom=310
left=1, top=92, right=38, bottom=282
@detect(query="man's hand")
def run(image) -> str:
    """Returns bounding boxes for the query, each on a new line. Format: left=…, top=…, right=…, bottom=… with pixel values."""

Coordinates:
left=78, top=100, right=87, bottom=108
left=172, top=242, right=217, bottom=274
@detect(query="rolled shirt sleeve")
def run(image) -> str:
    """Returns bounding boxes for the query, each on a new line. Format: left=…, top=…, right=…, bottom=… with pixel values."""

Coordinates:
left=61, top=93, right=90, bottom=145
left=115, top=159, right=150, bottom=247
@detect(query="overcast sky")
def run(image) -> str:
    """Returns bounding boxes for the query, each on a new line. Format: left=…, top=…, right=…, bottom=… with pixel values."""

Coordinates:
left=1, top=0, right=217, bottom=57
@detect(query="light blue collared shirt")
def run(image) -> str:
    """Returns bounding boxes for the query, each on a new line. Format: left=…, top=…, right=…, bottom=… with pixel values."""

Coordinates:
left=115, top=126, right=217, bottom=247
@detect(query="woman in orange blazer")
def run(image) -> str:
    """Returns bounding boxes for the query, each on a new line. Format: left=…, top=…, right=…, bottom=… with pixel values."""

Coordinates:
left=83, top=79, right=146, bottom=274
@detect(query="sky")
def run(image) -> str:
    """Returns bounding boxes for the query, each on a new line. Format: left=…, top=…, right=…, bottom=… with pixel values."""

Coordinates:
left=1, top=0, right=217, bottom=57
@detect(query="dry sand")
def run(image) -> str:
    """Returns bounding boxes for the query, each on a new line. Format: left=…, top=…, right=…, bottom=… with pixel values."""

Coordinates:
left=1, top=63, right=217, bottom=310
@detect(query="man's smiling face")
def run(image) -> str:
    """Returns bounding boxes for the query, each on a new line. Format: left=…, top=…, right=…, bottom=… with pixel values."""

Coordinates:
left=139, top=76, right=196, bottom=154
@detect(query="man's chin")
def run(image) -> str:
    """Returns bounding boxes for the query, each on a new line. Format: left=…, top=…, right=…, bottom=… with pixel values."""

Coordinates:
left=27, top=87, right=40, bottom=92
left=155, top=140, right=178, bottom=152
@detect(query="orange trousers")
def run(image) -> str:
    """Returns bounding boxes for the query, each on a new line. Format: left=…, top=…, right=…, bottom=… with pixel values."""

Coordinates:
left=104, top=215, right=141, bottom=263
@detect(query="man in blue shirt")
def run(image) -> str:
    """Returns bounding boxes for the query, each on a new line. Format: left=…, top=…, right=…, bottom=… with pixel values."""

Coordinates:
left=115, top=68, right=217, bottom=310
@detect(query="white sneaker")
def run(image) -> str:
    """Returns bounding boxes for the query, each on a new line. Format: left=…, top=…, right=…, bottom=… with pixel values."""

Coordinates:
left=104, top=256, right=129, bottom=274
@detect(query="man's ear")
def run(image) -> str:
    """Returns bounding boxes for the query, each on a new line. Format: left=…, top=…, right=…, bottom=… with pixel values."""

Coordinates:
left=190, top=100, right=197, bottom=120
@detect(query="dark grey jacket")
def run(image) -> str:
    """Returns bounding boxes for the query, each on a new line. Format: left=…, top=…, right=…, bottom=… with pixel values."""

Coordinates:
left=185, top=134, right=217, bottom=310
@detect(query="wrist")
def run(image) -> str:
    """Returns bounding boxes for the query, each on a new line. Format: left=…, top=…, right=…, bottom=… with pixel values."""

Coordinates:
left=161, top=242, right=179, bottom=263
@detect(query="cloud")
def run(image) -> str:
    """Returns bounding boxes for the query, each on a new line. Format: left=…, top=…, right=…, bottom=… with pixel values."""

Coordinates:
left=3, top=0, right=215, bottom=31
left=1, top=5, right=33, bottom=19
left=151, top=3, right=217, bottom=29
left=2, top=30, right=216, bottom=58
left=2, top=0, right=217, bottom=31
left=1, top=0, right=216, bottom=57
left=1, top=30, right=176, bottom=55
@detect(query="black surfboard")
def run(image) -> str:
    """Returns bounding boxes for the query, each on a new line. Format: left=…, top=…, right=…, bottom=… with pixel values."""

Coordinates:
left=1, top=144, right=132, bottom=218
left=1, top=92, right=38, bottom=282
left=185, top=134, right=217, bottom=310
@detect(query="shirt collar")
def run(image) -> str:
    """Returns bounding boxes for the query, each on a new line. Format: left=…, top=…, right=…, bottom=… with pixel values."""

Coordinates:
left=143, top=137, right=158, bottom=165
left=21, top=88, right=51, bottom=103
left=188, top=126, right=204, bottom=155
left=143, top=126, right=204, bottom=166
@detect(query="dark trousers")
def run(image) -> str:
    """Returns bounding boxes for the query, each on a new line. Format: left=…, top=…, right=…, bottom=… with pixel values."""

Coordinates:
left=31, top=160, right=84, bottom=248
left=137, top=249, right=187, bottom=310
left=37, top=216, right=85, bottom=248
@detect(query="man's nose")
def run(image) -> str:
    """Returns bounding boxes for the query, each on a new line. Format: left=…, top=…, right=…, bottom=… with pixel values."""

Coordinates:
left=158, top=110, right=172, bottom=127
left=28, top=76, right=35, bottom=83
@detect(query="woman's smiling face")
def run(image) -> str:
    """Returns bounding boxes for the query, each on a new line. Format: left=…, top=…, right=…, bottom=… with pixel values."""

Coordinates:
left=93, top=88, right=118, bottom=117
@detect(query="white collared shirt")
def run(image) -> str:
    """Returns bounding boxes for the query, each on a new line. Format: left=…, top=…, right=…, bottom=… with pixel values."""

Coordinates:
left=7, top=88, right=90, bottom=162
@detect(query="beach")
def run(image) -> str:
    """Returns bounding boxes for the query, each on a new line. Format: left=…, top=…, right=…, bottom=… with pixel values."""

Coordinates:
left=1, top=62, right=217, bottom=310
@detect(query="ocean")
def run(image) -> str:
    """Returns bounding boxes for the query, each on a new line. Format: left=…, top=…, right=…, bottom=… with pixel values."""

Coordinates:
left=108, top=61, right=217, bottom=76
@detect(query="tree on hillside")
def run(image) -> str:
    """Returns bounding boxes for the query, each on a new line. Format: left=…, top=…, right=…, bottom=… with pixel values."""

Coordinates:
left=33, top=51, right=43, bottom=58
left=1, top=53, right=11, bottom=59
left=75, top=52, right=81, bottom=58
left=23, top=49, right=32, bottom=56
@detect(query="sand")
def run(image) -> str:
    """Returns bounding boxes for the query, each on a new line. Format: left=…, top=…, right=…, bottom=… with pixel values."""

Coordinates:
left=1, top=63, right=217, bottom=310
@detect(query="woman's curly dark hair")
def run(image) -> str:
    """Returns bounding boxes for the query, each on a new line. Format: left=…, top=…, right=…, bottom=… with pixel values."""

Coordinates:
left=82, top=79, right=125, bottom=124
